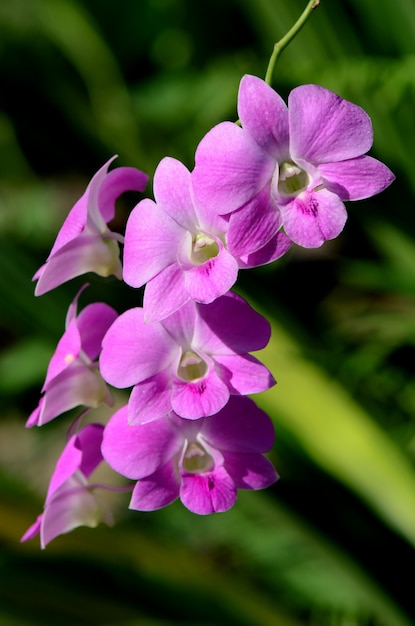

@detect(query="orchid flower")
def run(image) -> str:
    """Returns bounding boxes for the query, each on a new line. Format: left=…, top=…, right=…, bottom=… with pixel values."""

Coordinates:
left=34, top=157, right=148, bottom=295
left=193, top=75, right=395, bottom=249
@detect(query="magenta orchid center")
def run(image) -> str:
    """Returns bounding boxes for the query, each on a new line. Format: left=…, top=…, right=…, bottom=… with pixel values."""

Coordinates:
left=277, top=160, right=310, bottom=197
left=177, top=349, right=208, bottom=382
left=190, top=232, right=220, bottom=265
left=181, top=440, right=214, bottom=473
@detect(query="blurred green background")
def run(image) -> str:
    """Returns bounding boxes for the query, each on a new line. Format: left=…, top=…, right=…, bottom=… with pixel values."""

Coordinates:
left=1, top=0, right=415, bottom=624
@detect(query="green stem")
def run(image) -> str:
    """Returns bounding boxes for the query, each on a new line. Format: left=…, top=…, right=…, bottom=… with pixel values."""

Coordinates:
left=264, top=0, right=320, bottom=86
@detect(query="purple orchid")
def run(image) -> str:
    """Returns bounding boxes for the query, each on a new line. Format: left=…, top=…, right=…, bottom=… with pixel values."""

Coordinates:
left=34, top=157, right=148, bottom=295
left=21, top=424, right=113, bottom=548
left=100, top=291, right=275, bottom=423
left=27, top=289, right=118, bottom=427
left=123, top=156, right=291, bottom=322
left=102, top=396, right=278, bottom=515
left=192, top=75, right=395, bottom=249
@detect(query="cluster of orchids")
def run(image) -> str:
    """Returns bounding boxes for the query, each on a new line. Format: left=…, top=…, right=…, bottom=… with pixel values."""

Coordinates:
left=20, top=55, right=394, bottom=548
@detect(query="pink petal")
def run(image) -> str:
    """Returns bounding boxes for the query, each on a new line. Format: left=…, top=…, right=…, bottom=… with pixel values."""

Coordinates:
left=171, top=368, right=230, bottom=419
left=21, top=515, right=42, bottom=543
left=161, top=300, right=197, bottom=346
left=129, top=459, right=180, bottom=511
left=34, top=235, right=122, bottom=296
left=40, top=474, right=109, bottom=548
left=64, top=284, right=88, bottom=327
left=77, top=423, right=105, bottom=478
left=227, top=186, right=282, bottom=257
left=77, top=303, right=118, bottom=361
left=319, top=155, right=395, bottom=201
left=201, top=395, right=275, bottom=453
left=238, top=75, right=289, bottom=159
left=183, top=247, right=239, bottom=303
left=223, top=451, right=279, bottom=489
left=143, top=263, right=190, bottom=323
left=47, top=424, right=104, bottom=499
left=98, top=166, right=148, bottom=223
left=47, top=196, right=87, bottom=258
left=83, top=157, right=118, bottom=233
left=128, top=369, right=173, bottom=425
left=195, top=291, right=271, bottom=355
left=289, top=84, right=374, bottom=164
left=193, top=121, right=275, bottom=215
left=38, top=362, right=113, bottom=425
left=193, top=198, right=230, bottom=236
left=214, top=353, right=275, bottom=395
left=44, top=157, right=129, bottom=260
left=102, top=405, right=182, bottom=479
left=237, top=230, right=292, bottom=268
left=123, top=199, right=184, bottom=288
left=100, top=307, right=177, bottom=387
left=279, top=188, right=348, bottom=248
left=153, top=157, right=197, bottom=229
left=46, top=435, right=83, bottom=499
left=43, top=318, right=81, bottom=389
left=26, top=401, right=42, bottom=428
left=180, top=466, right=236, bottom=514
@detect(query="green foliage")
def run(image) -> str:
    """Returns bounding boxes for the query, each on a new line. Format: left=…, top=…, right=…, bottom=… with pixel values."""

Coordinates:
left=1, top=0, right=415, bottom=624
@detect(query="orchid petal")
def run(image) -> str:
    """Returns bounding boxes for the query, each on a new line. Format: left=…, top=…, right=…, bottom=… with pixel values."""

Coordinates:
left=289, top=84, right=373, bottom=164
left=47, top=424, right=104, bottom=499
left=226, top=185, right=282, bottom=257
left=193, top=121, right=274, bottom=215
left=237, top=230, right=292, bottom=268
left=180, top=465, right=236, bottom=514
left=128, top=369, right=173, bottom=425
left=195, top=291, right=271, bottom=355
left=77, top=303, right=118, bottom=361
left=98, top=166, right=148, bottom=223
left=201, top=396, right=275, bottom=453
left=34, top=235, right=122, bottom=296
left=153, top=157, right=197, bottom=229
left=193, top=197, right=230, bottom=236
left=238, top=74, right=289, bottom=159
left=143, top=263, right=190, bottom=323
left=46, top=435, right=83, bottom=500
left=47, top=195, right=88, bottom=258
left=100, top=308, right=177, bottom=387
left=183, top=247, right=239, bottom=303
left=171, top=368, right=230, bottom=419
left=84, top=156, right=118, bottom=233
left=41, top=474, right=108, bottom=548
left=26, top=402, right=42, bottom=428
left=161, top=300, right=197, bottom=346
left=64, top=284, right=88, bottom=327
left=37, top=362, right=113, bottom=425
left=102, top=405, right=181, bottom=479
left=223, top=452, right=279, bottom=489
left=280, top=188, right=348, bottom=248
left=123, top=199, right=184, bottom=288
left=77, top=423, right=106, bottom=478
left=20, top=516, right=42, bottom=543
left=214, top=353, right=275, bottom=395
left=43, top=318, right=81, bottom=389
left=319, top=155, right=396, bottom=201
left=130, top=459, right=180, bottom=511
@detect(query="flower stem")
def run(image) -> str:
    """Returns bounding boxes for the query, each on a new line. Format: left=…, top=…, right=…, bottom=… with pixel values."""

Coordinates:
left=264, top=0, right=320, bottom=86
